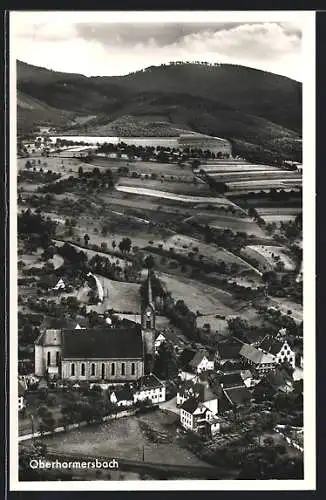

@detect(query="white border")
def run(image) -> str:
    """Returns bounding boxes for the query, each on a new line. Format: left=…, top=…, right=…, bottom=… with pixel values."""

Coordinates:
left=9, top=10, right=316, bottom=491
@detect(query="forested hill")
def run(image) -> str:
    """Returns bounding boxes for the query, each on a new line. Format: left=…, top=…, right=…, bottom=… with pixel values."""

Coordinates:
left=17, top=60, right=302, bottom=161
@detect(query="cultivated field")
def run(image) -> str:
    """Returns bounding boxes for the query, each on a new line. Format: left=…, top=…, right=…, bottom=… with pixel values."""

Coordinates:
left=242, top=245, right=296, bottom=271
left=18, top=156, right=93, bottom=175
left=255, top=207, right=302, bottom=224
left=151, top=234, right=254, bottom=272
left=115, top=184, right=237, bottom=206
left=225, top=179, right=302, bottom=192
left=267, top=297, right=303, bottom=324
left=184, top=213, right=269, bottom=238
left=90, top=158, right=196, bottom=180
left=116, top=177, right=213, bottom=196
left=158, top=272, right=265, bottom=325
left=54, top=240, right=129, bottom=269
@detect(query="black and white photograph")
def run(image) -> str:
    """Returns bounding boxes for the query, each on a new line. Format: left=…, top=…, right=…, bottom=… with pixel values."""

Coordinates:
left=9, top=10, right=315, bottom=490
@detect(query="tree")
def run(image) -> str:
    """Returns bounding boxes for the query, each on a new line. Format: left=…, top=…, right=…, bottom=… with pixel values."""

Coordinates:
left=84, top=233, right=90, bottom=247
left=39, top=408, right=56, bottom=435
left=118, top=237, right=132, bottom=253
left=144, top=254, right=155, bottom=270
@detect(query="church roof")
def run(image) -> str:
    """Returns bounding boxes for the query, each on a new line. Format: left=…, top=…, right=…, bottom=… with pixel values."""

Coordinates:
left=62, top=326, right=143, bottom=359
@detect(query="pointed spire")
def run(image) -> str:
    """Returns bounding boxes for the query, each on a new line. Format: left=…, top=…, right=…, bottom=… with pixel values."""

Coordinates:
left=147, top=269, right=153, bottom=307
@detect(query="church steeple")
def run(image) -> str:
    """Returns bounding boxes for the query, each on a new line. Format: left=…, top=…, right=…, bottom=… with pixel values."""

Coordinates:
left=141, top=269, right=156, bottom=330
left=148, top=269, right=154, bottom=307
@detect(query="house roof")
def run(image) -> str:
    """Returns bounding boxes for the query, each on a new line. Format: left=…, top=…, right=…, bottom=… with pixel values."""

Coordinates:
left=137, top=373, right=164, bottom=390
left=217, top=341, right=242, bottom=360
left=179, top=348, right=197, bottom=368
left=240, top=343, right=275, bottom=364
left=223, top=386, right=252, bottom=405
left=220, top=372, right=245, bottom=388
left=259, top=337, right=292, bottom=356
left=113, top=388, right=134, bottom=401
left=264, top=368, right=294, bottom=392
left=198, top=383, right=216, bottom=403
left=189, top=350, right=212, bottom=369
left=35, top=329, right=62, bottom=346
left=62, top=326, right=143, bottom=359
left=181, top=397, right=201, bottom=414
left=41, top=317, right=77, bottom=330
left=18, top=380, right=26, bottom=396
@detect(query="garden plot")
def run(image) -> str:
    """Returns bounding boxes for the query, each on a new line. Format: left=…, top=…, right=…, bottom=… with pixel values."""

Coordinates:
left=242, top=245, right=296, bottom=271
left=116, top=177, right=213, bottom=196
left=151, top=234, right=252, bottom=271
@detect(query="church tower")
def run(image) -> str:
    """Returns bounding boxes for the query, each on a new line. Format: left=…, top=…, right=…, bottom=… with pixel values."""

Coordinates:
left=141, top=270, right=156, bottom=371
left=141, top=269, right=156, bottom=330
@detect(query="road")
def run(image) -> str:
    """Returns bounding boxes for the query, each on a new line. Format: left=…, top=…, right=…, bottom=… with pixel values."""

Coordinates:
left=159, top=396, right=180, bottom=415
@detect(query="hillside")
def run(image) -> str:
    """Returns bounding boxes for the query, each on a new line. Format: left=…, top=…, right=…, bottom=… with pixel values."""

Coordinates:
left=16, top=61, right=302, bottom=160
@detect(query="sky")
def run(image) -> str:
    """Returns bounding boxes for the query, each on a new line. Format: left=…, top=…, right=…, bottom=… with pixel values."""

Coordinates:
left=11, top=11, right=304, bottom=81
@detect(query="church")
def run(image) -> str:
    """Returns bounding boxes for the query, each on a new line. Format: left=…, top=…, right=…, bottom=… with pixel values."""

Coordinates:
left=34, top=271, right=157, bottom=382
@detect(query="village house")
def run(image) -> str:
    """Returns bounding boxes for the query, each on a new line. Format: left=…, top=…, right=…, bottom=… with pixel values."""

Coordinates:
left=18, top=380, right=26, bottom=412
left=154, top=332, right=166, bottom=353
left=180, top=395, right=227, bottom=438
left=110, top=387, right=134, bottom=407
left=133, top=374, right=166, bottom=405
left=176, top=379, right=202, bottom=407
left=258, top=335, right=296, bottom=369
left=179, top=348, right=215, bottom=380
left=254, top=366, right=294, bottom=398
left=240, top=343, right=277, bottom=374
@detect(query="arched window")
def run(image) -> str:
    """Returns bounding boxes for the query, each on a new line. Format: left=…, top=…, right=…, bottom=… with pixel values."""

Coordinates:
left=101, top=363, right=105, bottom=379
left=71, top=363, right=75, bottom=376
left=111, top=363, right=115, bottom=376
left=81, top=363, right=85, bottom=376
left=121, top=363, right=125, bottom=376
left=91, top=363, right=96, bottom=376
left=131, top=362, right=135, bottom=376
left=47, top=352, right=51, bottom=367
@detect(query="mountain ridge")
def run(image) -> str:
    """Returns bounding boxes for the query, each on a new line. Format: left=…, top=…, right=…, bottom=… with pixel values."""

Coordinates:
left=16, top=60, right=302, bottom=161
